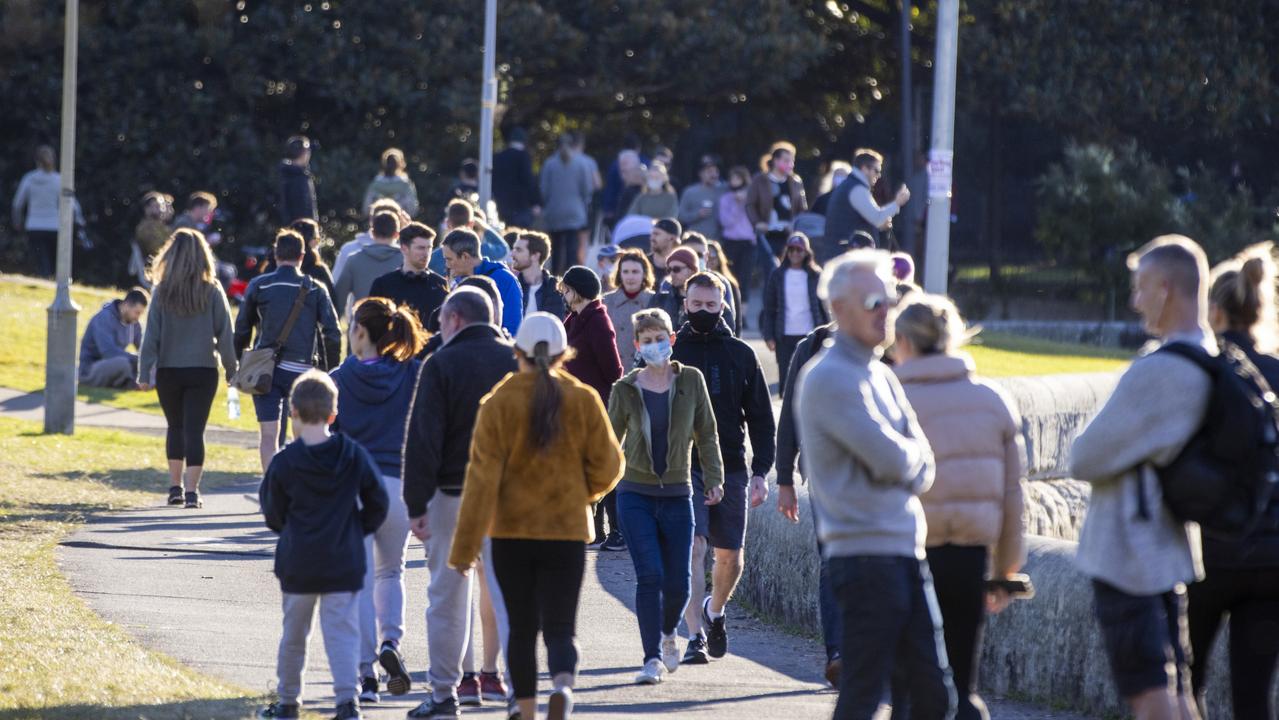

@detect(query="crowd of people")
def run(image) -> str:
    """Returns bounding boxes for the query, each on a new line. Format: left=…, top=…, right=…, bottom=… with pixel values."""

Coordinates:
left=52, top=129, right=1278, bottom=720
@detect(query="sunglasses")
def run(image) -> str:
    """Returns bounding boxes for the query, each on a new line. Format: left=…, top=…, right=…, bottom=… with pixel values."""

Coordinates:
left=667, top=264, right=689, bottom=274
left=862, top=293, right=897, bottom=312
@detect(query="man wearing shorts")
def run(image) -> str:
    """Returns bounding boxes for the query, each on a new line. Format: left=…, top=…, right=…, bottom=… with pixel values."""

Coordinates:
left=672, top=272, right=775, bottom=664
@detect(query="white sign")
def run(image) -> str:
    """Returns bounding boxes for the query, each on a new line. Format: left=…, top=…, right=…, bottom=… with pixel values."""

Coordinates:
left=928, top=150, right=954, bottom=199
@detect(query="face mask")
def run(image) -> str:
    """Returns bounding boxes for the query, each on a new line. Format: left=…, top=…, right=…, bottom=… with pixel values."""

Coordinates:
left=638, top=337, right=673, bottom=365
left=601, top=262, right=616, bottom=278
left=647, top=179, right=664, bottom=191
left=687, top=309, right=721, bottom=333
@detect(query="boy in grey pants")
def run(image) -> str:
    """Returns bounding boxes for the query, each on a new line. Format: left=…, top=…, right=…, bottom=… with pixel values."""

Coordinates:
left=257, top=371, right=389, bottom=719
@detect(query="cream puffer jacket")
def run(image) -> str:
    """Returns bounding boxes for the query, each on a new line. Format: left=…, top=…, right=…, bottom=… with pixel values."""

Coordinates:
left=894, top=352, right=1027, bottom=576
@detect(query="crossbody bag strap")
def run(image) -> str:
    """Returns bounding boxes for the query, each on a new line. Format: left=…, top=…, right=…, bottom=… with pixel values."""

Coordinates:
left=271, top=278, right=312, bottom=352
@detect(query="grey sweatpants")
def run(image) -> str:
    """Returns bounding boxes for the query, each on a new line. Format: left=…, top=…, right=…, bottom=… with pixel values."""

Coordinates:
left=359, top=475, right=410, bottom=678
left=277, top=591, right=360, bottom=706
left=81, top=356, right=136, bottom=388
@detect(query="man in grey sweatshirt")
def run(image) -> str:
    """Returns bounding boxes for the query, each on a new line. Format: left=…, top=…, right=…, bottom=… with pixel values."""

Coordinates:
left=79, top=288, right=148, bottom=388
left=796, top=250, right=954, bottom=720
left=1071, top=235, right=1212, bottom=720
left=333, top=210, right=403, bottom=317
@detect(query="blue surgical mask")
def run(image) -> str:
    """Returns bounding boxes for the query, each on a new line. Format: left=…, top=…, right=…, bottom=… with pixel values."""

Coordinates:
left=638, top=337, right=673, bottom=365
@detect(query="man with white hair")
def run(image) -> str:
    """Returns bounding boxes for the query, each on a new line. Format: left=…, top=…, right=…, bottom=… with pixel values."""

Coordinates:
left=796, top=249, right=954, bottom=719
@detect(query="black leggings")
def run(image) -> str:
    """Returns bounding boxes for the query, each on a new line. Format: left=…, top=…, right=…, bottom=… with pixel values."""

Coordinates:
left=925, top=544, right=990, bottom=720
left=1187, top=564, right=1279, bottom=719
left=491, top=538, right=585, bottom=699
left=155, top=367, right=219, bottom=467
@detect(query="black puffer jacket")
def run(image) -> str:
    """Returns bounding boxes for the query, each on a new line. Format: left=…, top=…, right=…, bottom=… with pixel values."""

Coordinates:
left=277, top=161, right=318, bottom=224
left=761, top=265, right=829, bottom=343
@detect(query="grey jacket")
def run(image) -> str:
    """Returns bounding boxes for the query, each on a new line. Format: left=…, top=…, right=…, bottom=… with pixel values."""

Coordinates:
left=539, top=153, right=593, bottom=232
left=796, top=332, right=934, bottom=560
left=1071, top=331, right=1212, bottom=595
left=332, top=242, right=404, bottom=316
left=234, top=266, right=342, bottom=370
left=138, top=284, right=237, bottom=382
left=80, top=300, right=141, bottom=377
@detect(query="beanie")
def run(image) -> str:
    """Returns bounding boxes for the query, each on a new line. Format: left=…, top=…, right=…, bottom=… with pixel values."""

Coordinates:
left=654, top=217, right=682, bottom=237
left=562, top=265, right=602, bottom=300
left=665, top=247, right=699, bottom=272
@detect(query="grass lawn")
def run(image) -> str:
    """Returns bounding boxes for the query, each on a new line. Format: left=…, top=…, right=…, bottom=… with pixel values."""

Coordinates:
left=0, top=276, right=258, bottom=432
left=969, top=331, right=1130, bottom=376
left=0, top=416, right=262, bottom=719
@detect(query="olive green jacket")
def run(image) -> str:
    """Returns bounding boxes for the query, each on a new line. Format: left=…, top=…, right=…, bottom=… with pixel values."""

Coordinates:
left=607, top=362, right=724, bottom=491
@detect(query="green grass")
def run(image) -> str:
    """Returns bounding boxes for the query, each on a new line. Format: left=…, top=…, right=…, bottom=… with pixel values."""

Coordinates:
left=953, top=263, right=1087, bottom=285
left=0, top=416, right=263, bottom=719
left=0, top=276, right=257, bottom=431
left=968, top=331, right=1130, bottom=376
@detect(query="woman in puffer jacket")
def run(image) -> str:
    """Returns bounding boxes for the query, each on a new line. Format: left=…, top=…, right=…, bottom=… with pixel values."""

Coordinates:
left=891, top=292, right=1026, bottom=720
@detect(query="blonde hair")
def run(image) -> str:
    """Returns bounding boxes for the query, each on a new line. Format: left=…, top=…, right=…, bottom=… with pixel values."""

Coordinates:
left=153, top=229, right=219, bottom=316
left=817, top=248, right=893, bottom=302
left=1210, top=242, right=1277, bottom=353
left=632, top=308, right=674, bottom=337
left=894, top=292, right=979, bottom=355
left=291, top=370, right=338, bottom=424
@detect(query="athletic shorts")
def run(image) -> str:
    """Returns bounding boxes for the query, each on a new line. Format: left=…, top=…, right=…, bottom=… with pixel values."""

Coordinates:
left=1091, top=579, right=1190, bottom=698
left=692, top=469, right=749, bottom=551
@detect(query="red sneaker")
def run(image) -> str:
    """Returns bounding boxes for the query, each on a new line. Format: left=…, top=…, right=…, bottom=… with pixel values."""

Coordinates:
left=480, top=671, right=509, bottom=703
left=457, top=673, right=481, bottom=706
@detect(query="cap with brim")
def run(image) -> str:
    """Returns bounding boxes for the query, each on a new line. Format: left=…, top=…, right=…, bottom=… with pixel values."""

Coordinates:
left=597, top=245, right=619, bottom=258
left=514, top=311, right=567, bottom=357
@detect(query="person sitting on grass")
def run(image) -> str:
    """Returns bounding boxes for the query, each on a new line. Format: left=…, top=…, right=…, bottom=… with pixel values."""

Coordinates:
left=79, top=287, right=148, bottom=389
left=257, top=371, right=389, bottom=720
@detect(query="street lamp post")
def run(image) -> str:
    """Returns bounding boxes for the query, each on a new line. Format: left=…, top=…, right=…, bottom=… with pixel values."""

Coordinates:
left=477, top=0, right=497, bottom=220
left=899, top=0, right=914, bottom=256
left=923, top=0, right=958, bottom=294
left=45, top=0, right=80, bottom=435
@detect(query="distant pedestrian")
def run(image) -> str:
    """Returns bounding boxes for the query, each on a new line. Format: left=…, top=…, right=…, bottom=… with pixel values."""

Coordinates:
left=10, top=145, right=81, bottom=277
left=602, top=135, right=645, bottom=227
left=746, top=141, right=807, bottom=260
left=678, top=155, right=726, bottom=239
left=172, top=191, right=234, bottom=292
left=704, top=240, right=743, bottom=331
left=603, top=250, right=656, bottom=383
left=810, top=161, right=851, bottom=216
left=628, top=163, right=679, bottom=220
left=647, top=218, right=681, bottom=280
left=595, top=244, right=619, bottom=294
left=362, top=147, right=420, bottom=218
left=330, top=297, right=426, bottom=704
left=761, top=233, right=829, bottom=396
left=277, top=135, right=318, bottom=224
left=540, top=134, right=594, bottom=275
left=133, top=191, right=173, bottom=286
left=646, top=246, right=699, bottom=332
left=448, top=159, right=480, bottom=207
left=717, top=167, right=758, bottom=304
left=257, top=371, right=388, bottom=720
left=333, top=210, right=403, bottom=318
left=367, top=222, right=448, bottom=331
left=80, top=287, right=148, bottom=389
left=607, top=308, right=724, bottom=685
left=439, top=228, right=524, bottom=335
left=259, top=218, right=336, bottom=298
left=449, top=312, right=624, bottom=720
left=823, top=148, right=911, bottom=257
left=677, top=233, right=740, bottom=336
left=493, top=127, right=541, bottom=228
left=137, top=230, right=238, bottom=509
left=511, top=230, right=567, bottom=319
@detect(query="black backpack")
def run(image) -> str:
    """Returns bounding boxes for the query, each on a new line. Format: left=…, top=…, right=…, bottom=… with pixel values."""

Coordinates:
left=1147, top=341, right=1279, bottom=540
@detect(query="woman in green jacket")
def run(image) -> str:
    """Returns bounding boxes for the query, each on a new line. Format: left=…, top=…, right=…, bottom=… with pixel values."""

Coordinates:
left=607, top=308, right=724, bottom=686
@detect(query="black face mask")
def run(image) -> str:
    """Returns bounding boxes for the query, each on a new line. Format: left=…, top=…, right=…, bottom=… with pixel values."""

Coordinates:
left=687, top=309, right=721, bottom=333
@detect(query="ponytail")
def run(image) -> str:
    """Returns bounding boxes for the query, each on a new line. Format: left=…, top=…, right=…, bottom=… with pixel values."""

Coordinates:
left=352, top=297, right=427, bottom=362
left=528, top=342, right=562, bottom=450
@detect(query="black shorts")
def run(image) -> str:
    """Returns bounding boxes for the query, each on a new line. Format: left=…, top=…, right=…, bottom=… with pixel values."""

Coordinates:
left=692, top=469, right=748, bottom=551
left=1091, top=579, right=1191, bottom=698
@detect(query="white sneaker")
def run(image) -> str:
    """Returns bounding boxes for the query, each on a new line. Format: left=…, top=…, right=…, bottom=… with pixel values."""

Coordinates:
left=660, top=634, right=680, bottom=673
left=635, top=658, right=665, bottom=685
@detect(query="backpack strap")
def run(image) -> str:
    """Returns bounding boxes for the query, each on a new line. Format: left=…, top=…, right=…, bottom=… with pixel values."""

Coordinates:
left=271, top=277, right=313, bottom=352
left=1139, top=341, right=1217, bottom=521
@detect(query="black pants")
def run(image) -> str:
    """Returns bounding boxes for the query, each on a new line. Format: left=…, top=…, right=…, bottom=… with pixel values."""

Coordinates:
left=927, top=544, right=990, bottom=720
left=594, top=489, right=621, bottom=539
left=722, top=239, right=758, bottom=304
left=27, top=230, right=56, bottom=278
left=1187, top=565, right=1279, bottom=719
left=155, top=367, right=219, bottom=467
left=774, top=334, right=806, bottom=397
left=491, top=538, right=586, bottom=700
left=549, top=228, right=582, bottom=277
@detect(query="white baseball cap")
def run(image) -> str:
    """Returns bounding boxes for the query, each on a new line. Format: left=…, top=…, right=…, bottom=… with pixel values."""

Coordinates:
left=514, top=312, right=567, bottom=357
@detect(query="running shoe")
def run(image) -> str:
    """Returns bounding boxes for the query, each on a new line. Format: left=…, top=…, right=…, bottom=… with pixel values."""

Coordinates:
left=184, top=491, right=203, bottom=509
left=456, top=673, right=481, bottom=706
left=406, top=696, right=459, bottom=719
left=702, top=596, right=727, bottom=658
left=635, top=658, right=665, bottom=685
left=379, top=641, right=411, bottom=695
left=256, top=702, right=299, bottom=719
left=660, top=633, right=680, bottom=673
left=333, top=699, right=360, bottom=720
left=167, top=486, right=183, bottom=506
left=681, top=633, right=709, bottom=665
left=358, top=676, right=379, bottom=704
left=599, top=531, right=627, bottom=552
left=479, top=670, right=508, bottom=702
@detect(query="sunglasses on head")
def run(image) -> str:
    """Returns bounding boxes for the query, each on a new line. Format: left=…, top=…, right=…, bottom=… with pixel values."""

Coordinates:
left=862, top=293, right=896, bottom=312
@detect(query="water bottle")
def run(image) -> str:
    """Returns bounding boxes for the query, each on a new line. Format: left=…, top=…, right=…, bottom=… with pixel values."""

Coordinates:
left=227, top=387, right=241, bottom=420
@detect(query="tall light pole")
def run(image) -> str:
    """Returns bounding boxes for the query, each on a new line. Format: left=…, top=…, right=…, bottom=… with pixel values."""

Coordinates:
left=923, top=0, right=958, bottom=294
left=45, top=0, right=80, bottom=435
left=899, top=0, right=914, bottom=256
left=477, top=0, right=497, bottom=220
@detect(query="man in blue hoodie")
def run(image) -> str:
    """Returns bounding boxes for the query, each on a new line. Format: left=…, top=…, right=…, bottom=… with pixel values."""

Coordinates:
left=79, top=288, right=148, bottom=388
left=439, top=228, right=523, bottom=335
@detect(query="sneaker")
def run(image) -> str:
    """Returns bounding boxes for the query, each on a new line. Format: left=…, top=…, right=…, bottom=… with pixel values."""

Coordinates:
left=547, top=686, right=573, bottom=720
left=681, top=634, right=709, bottom=665
left=479, top=670, right=508, bottom=702
left=660, top=634, right=680, bottom=673
left=635, top=658, right=665, bottom=685
left=456, top=673, right=481, bottom=706
left=333, top=699, right=361, bottom=720
left=824, top=654, right=842, bottom=688
left=379, top=641, right=412, bottom=695
left=184, top=491, right=202, bottom=509
left=167, top=486, right=183, bottom=505
left=359, top=676, right=379, bottom=704
left=506, top=699, right=522, bottom=720
left=599, top=531, right=627, bottom=552
left=256, top=702, right=299, bottom=719
left=406, top=695, right=460, bottom=719
left=702, top=596, right=727, bottom=658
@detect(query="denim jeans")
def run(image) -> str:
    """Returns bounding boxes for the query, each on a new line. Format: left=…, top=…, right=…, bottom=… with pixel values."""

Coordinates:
left=828, top=555, right=956, bottom=720
left=617, top=490, right=695, bottom=663
left=811, top=494, right=842, bottom=663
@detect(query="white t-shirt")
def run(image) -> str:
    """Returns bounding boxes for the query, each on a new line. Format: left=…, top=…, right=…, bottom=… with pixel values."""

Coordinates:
left=525, top=281, right=542, bottom=316
left=783, top=268, right=814, bottom=336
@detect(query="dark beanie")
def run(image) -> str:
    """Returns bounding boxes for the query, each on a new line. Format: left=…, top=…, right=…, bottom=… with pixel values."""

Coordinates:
left=562, top=265, right=602, bottom=300
left=654, top=217, right=682, bottom=237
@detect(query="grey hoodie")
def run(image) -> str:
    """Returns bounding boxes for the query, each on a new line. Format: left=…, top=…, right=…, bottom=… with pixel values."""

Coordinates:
left=332, top=241, right=403, bottom=316
left=79, top=300, right=141, bottom=377
left=796, top=332, right=935, bottom=560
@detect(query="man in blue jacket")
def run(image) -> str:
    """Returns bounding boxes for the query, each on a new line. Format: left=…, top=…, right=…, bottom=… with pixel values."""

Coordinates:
left=439, top=228, right=523, bottom=335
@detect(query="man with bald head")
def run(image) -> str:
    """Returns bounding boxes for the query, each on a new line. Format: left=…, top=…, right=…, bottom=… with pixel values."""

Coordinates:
left=1071, top=235, right=1213, bottom=720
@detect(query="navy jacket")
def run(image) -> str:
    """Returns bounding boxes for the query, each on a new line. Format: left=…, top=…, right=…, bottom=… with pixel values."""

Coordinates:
left=518, top=268, right=567, bottom=320
left=260, top=433, right=388, bottom=594
left=277, top=161, right=318, bottom=224
left=775, top=323, right=835, bottom=486
left=330, top=355, right=421, bottom=478
left=235, top=266, right=342, bottom=370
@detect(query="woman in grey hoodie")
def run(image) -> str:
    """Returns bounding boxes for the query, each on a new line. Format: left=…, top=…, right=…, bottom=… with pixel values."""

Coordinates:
left=363, top=148, right=420, bottom=217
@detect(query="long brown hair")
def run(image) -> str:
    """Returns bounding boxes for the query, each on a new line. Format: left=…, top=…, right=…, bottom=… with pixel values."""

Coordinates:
left=705, top=239, right=739, bottom=290
left=352, top=297, right=426, bottom=362
left=153, top=229, right=219, bottom=316
left=519, top=343, right=576, bottom=451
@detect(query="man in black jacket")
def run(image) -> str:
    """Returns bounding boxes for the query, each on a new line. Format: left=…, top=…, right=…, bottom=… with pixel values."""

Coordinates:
left=672, top=272, right=775, bottom=665
left=510, top=229, right=566, bottom=319
left=368, top=222, right=448, bottom=329
left=235, top=229, right=342, bottom=472
left=403, top=287, right=518, bottom=719
left=492, top=127, right=540, bottom=228
left=278, top=135, right=318, bottom=224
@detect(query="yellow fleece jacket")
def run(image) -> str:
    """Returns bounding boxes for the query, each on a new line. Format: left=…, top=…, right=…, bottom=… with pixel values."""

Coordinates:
left=449, top=369, right=624, bottom=570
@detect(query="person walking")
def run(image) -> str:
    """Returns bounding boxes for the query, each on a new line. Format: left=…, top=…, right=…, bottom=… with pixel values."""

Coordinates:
left=823, top=148, right=911, bottom=258
left=333, top=210, right=403, bottom=318
left=761, top=233, right=829, bottom=396
left=540, top=134, right=594, bottom=275
left=893, top=292, right=1027, bottom=720
left=1187, top=243, right=1279, bottom=720
left=493, top=127, right=541, bottom=228
left=235, top=229, right=342, bottom=473
left=678, top=155, right=726, bottom=239
left=718, top=167, right=759, bottom=306
left=136, top=230, right=238, bottom=509
left=795, top=249, right=954, bottom=720
left=133, top=191, right=173, bottom=286
left=11, top=145, right=81, bottom=278
left=80, top=288, right=148, bottom=389
left=607, top=308, right=725, bottom=685
left=334, top=199, right=404, bottom=284
left=367, top=222, right=448, bottom=330
left=511, top=230, right=567, bottom=319
left=403, top=287, right=518, bottom=720
left=746, top=141, right=807, bottom=262
left=646, top=218, right=681, bottom=281
left=277, top=135, right=318, bottom=224
left=672, top=273, right=774, bottom=664
left=449, top=312, right=624, bottom=720
left=704, top=240, right=743, bottom=332
left=628, top=163, right=679, bottom=220
left=329, top=297, right=426, bottom=704
left=1071, top=235, right=1215, bottom=720
left=362, top=147, right=420, bottom=217
left=603, top=249, right=657, bottom=369
left=439, top=228, right=524, bottom=335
